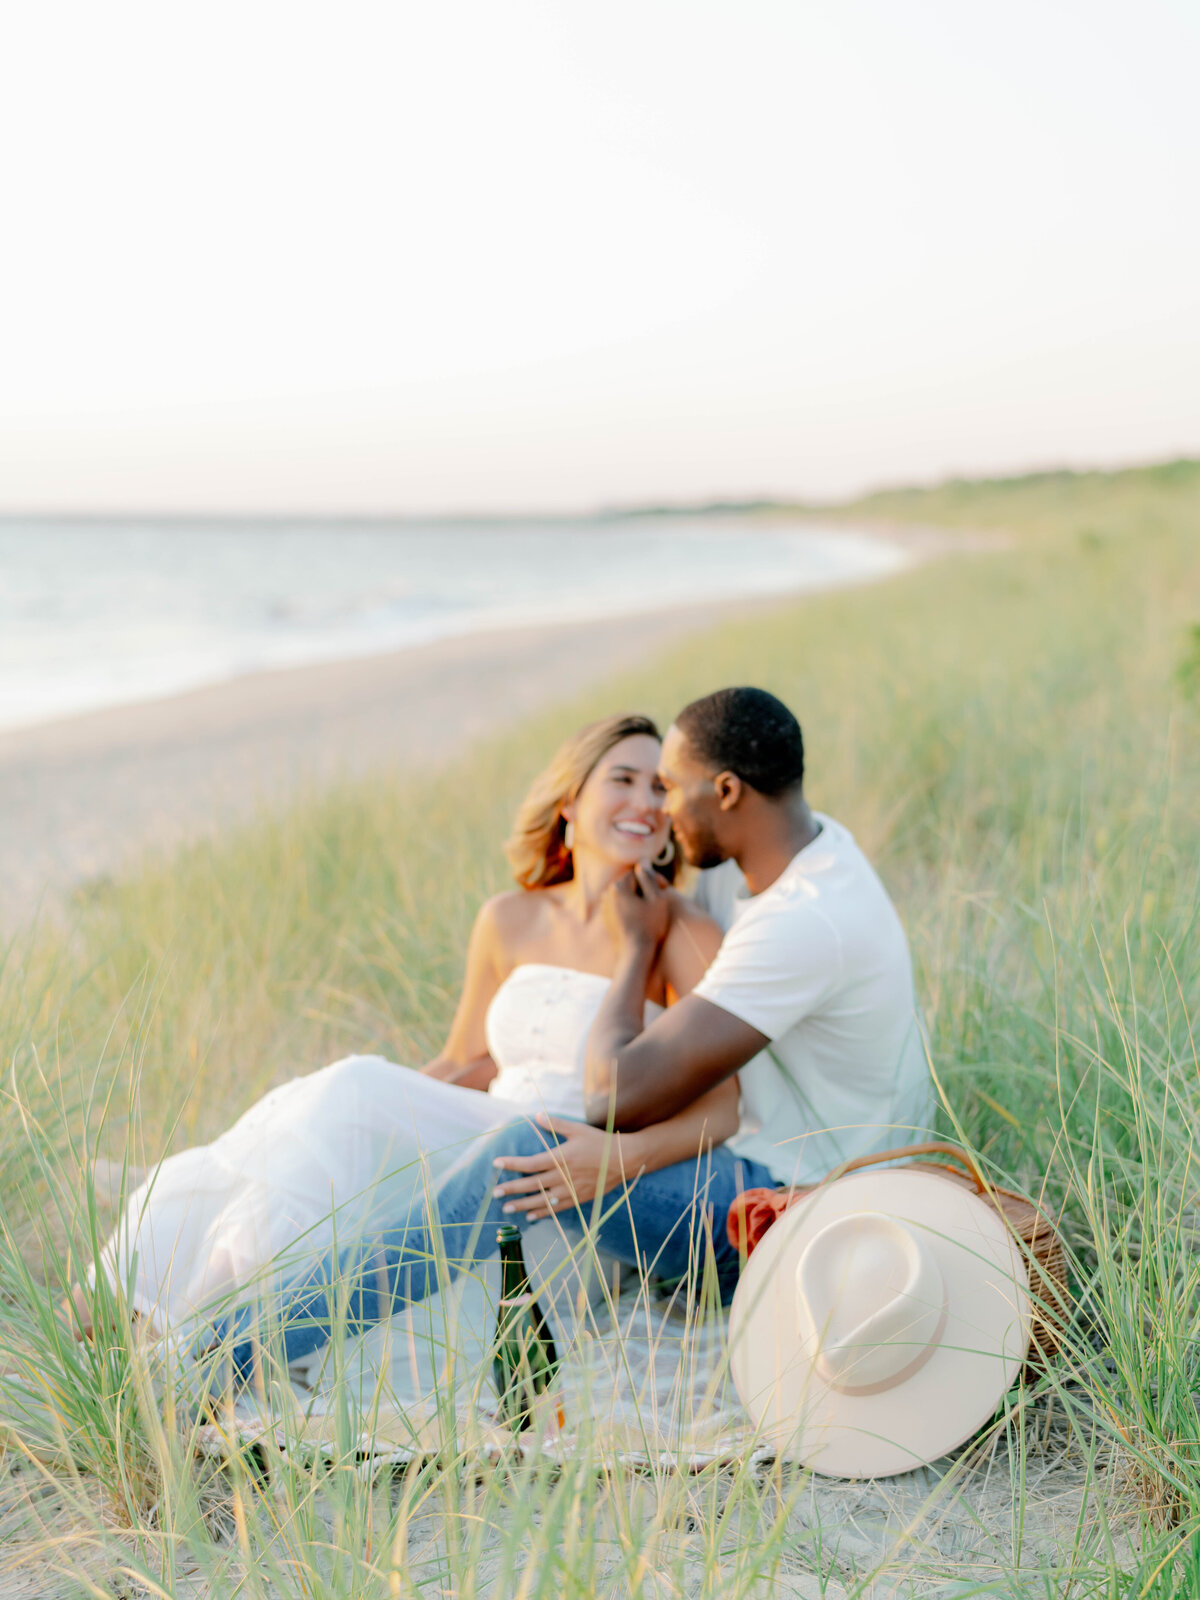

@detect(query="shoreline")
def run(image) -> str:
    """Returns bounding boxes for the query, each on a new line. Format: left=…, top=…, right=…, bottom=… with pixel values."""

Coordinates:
left=0, top=516, right=905, bottom=741
left=0, top=522, right=944, bottom=926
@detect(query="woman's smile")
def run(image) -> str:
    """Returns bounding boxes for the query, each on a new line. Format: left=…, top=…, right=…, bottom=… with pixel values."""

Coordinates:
left=566, top=732, right=670, bottom=865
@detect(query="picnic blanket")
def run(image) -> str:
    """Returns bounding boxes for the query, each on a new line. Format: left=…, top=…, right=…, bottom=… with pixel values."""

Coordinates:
left=207, top=1223, right=755, bottom=1466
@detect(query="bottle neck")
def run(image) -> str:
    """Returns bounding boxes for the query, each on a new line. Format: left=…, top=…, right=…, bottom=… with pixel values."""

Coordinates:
left=497, top=1232, right=530, bottom=1304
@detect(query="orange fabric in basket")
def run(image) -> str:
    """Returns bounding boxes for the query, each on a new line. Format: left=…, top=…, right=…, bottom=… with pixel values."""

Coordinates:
left=727, top=1186, right=812, bottom=1257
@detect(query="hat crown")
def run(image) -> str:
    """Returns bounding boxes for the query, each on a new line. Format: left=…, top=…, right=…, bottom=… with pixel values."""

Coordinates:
left=795, top=1211, right=947, bottom=1394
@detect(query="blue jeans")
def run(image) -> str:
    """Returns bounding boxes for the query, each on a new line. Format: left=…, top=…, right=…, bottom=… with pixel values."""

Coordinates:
left=204, top=1119, right=776, bottom=1385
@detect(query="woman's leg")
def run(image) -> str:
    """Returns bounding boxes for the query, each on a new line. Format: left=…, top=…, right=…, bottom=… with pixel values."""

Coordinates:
left=101, top=1057, right=522, bottom=1335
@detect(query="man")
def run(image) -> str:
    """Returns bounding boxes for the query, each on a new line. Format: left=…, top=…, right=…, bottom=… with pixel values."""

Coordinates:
left=579, top=685, right=931, bottom=1180
left=209, top=687, right=931, bottom=1381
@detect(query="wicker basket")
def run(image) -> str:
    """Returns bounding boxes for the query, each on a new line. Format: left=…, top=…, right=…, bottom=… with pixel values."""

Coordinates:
left=727, top=1141, right=1071, bottom=1369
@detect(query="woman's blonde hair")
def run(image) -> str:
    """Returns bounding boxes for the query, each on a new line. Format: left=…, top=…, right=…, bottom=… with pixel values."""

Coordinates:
left=505, top=712, right=676, bottom=889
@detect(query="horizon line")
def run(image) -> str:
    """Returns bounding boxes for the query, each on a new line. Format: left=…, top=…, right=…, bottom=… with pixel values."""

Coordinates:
left=0, top=451, right=1195, bottom=525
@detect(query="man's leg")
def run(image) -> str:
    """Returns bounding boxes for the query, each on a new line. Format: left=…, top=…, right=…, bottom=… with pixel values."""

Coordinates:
left=203, top=1120, right=772, bottom=1385
left=575, top=1143, right=776, bottom=1303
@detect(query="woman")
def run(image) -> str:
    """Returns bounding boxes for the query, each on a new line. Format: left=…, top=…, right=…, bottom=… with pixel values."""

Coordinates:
left=84, top=713, right=734, bottom=1341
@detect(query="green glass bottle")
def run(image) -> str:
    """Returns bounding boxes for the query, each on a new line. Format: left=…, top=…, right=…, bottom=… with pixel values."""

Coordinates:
left=493, top=1224, right=561, bottom=1432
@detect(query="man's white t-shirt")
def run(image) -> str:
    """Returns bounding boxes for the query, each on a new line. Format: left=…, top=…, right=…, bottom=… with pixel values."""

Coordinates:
left=691, top=813, right=932, bottom=1187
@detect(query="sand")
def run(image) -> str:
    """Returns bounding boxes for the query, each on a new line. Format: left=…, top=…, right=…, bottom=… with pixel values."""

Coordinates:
left=0, top=595, right=776, bottom=929
left=0, top=521, right=964, bottom=929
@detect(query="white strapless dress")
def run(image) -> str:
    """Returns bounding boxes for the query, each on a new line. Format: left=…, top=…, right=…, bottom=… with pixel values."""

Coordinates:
left=101, top=964, right=661, bottom=1332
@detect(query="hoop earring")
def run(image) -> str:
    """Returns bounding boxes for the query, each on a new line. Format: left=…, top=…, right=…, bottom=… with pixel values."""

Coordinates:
left=563, top=820, right=575, bottom=851
left=653, top=836, right=675, bottom=868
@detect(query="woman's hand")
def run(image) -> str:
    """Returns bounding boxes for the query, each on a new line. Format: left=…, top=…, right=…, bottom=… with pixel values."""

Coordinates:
left=492, top=1114, right=642, bottom=1222
left=420, top=1052, right=498, bottom=1091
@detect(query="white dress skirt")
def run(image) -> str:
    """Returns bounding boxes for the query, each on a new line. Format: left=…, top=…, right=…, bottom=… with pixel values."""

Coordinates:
left=100, top=964, right=661, bottom=1337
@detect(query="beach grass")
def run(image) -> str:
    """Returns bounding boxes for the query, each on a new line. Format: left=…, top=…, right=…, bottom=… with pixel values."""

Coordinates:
left=2, top=458, right=1199, bottom=1595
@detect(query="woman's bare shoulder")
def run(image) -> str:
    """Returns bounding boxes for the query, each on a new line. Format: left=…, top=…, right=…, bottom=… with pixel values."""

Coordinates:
left=475, top=888, right=530, bottom=932
left=662, top=890, right=724, bottom=963
left=474, top=887, right=553, bottom=951
left=665, top=887, right=720, bottom=930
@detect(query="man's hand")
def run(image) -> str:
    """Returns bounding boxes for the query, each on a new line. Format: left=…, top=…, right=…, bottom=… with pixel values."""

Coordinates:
left=491, top=1114, right=641, bottom=1221
left=601, top=863, right=671, bottom=953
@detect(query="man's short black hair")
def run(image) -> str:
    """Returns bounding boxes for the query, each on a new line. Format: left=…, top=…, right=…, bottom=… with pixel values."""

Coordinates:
left=675, top=687, right=804, bottom=796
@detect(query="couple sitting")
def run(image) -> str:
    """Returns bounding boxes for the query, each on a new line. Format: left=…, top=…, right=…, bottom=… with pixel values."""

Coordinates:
left=98, top=686, right=932, bottom=1387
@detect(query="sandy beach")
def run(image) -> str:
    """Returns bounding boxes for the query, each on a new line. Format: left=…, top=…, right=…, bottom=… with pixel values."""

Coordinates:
left=0, top=592, right=786, bottom=929
left=0, top=524, right=959, bottom=931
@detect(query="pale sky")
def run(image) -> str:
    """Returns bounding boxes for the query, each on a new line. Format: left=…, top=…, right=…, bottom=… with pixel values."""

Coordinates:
left=1, top=0, right=1197, bottom=513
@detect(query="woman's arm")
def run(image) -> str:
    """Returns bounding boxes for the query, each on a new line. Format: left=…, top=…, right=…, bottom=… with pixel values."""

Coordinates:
left=657, top=892, right=724, bottom=1001
left=420, top=897, right=511, bottom=1090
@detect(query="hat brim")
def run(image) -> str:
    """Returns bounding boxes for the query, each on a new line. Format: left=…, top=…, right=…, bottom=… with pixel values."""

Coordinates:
left=728, top=1168, right=1031, bottom=1478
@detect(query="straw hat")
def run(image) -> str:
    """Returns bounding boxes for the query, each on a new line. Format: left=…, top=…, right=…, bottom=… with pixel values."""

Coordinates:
left=728, top=1167, right=1032, bottom=1478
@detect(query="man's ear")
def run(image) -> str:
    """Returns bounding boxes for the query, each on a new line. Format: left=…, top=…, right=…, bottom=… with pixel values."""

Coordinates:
left=714, top=771, right=742, bottom=811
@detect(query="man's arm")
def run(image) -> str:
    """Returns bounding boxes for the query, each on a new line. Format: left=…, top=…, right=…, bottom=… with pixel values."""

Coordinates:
left=584, top=992, right=767, bottom=1128
left=492, top=890, right=741, bottom=1218
left=584, top=864, right=768, bottom=1129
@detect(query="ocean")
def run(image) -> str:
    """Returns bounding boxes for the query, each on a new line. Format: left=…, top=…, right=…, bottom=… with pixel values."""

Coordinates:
left=0, top=516, right=904, bottom=734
